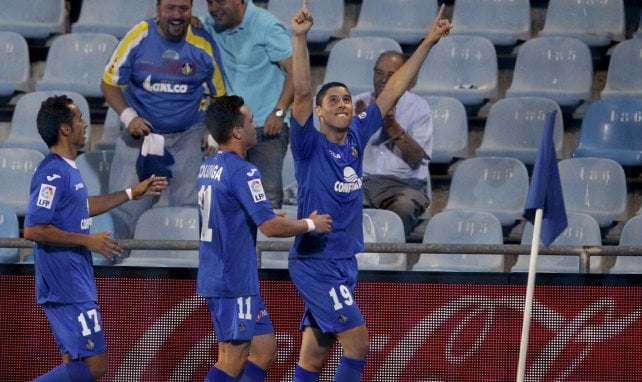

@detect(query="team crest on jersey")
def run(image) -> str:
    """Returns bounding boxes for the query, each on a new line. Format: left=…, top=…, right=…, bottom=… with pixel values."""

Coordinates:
left=37, top=184, right=56, bottom=209
left=358, top=111, right=367, bottom=119
left=180, top=62, right=193, bottom=76
left=248, top=179, right=267, bottom=203
left=351, top=146, right=358, bottom=158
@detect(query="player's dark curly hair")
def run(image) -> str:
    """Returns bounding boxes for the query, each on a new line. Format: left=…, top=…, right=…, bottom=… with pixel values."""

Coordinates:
left=205, top=95, right=246, bottom=144
left=37, top=95, right=74, bottom=148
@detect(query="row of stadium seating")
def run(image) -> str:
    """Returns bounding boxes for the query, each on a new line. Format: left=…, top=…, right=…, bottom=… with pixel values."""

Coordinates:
left=0, top=0, right=633, bottom=47
left=4, top=201, right=642, bottom=274
left=4, top=31, right=642, bottom=114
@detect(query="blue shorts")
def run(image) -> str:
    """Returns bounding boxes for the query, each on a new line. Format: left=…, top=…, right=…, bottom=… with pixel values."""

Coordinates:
left=289, top=257, right=365, bottom=334
left=206, top=295, right=274, bottom=342
left=42, top=301, right=107, bottom=360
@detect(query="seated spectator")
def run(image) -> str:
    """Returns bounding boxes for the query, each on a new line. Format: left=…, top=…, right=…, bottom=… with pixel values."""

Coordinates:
left=353, top=51, right=433, bottom=239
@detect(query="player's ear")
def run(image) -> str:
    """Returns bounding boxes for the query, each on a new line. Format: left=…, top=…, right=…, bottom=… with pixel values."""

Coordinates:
left=59, top=124, right=71, bottom=136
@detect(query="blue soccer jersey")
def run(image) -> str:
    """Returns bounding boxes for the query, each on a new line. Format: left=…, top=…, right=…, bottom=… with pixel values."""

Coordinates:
left=24, top=154, right=96, bottom=305
left=289, top=103, right=383, bottom=259
left=102, top=18, right=226, bottom=133
left=197, top=151, right=275, bottom=297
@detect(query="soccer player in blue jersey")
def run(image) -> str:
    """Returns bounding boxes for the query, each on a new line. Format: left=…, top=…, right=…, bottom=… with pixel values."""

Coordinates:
left=101, top=0, right=226, bottom=241
left=197, top=95, right=333, bottom=382
left=288, top=2, right=452, bottom=381
left=24, top=95, right=168, bottom=382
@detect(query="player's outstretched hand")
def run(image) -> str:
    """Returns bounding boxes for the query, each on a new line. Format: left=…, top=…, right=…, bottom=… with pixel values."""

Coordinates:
left=131, top=175, right=169, bottom=200
left=308, top=210, right=332, bottom=233
left=86, top=231, right=122, bottom=261
left=291, top=0, right=313, bottom=36
left=426, top=4, right=452, bottom=44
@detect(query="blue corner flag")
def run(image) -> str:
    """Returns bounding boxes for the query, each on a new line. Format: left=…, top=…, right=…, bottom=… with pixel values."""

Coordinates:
left=523, top=110, right=568, bottom=248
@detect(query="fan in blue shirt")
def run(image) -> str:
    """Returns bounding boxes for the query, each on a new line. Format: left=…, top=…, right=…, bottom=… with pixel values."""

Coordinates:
left=24, top=95, right=167, bottom=382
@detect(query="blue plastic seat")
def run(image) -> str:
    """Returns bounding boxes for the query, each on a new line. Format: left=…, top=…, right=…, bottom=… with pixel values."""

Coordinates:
left=443, top=157, right=529, bottom=226
left=413, top=210, right=505, bottom=272
left=423, top=96, right=468, bottom=164
left=572, top=98, right=642, bottom=166
left=539, top=0, right=625, bottom=47
left=0, top=148, right=44, bottom=217
left=90, top=212, right=116, bottom=266
left=357, top=208, right=407, bottom=271
left=0, top=32, right=29, bottom=100
left=258, top=205, right=297, bottom=269
left=119, top=207, right=199, bottom=267
left=350, top=0, right=437, bottom=45
left=267, top=0, right=344, bottom=43
left=0, top=0, right=66, bottom=39
left=506, top=37, right=592, bottom=108
left=71, top=0, right=156, bottom=39
left=413, top=36, right=498, bottom=107
left=610, top=215, right=642, bottom=274
left=513, top=212, right=602, bottom=273
left=4, top=91, right=92, bottom=155
left=322, top=37, right=402, bottom=96
left=450, top=0, right=530, bottom=46
left=475, top=97, right=563, bottom=165
left=601, top=39, right=642, bottom=100
left=36, top=33, right=118, bottom=98
left=558, top=158, right=627, bottom=228
left=94, top=107, right=122, bottom=151
left=0, top=204, right=20, bottom=263
left=76, top=150, right=114, bottom=196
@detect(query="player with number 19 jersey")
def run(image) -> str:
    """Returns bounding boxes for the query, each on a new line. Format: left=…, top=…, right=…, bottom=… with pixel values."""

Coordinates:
left=197, top=150, right=275, bottom=298
left=25, top=154, right=96, bottom=305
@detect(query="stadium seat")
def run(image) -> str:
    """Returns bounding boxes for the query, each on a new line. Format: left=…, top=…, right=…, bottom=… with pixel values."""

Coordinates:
left=475, top=97, right=563, bottom=165
left=258, top=205, right=297, bottom=269
left=76, top=150, right=114, bottom=196
left=71, top=0, right=156, bottom=39
left=0, top=204, right=20, bottom=263
left=36, top=33, right=118, bottom=98
left=0, top=32, right=29, bottom=101
left=3, top=91, right=92, bottom=155
left=94, top=107, right=122, bottom=151
left=513, top=212, right=602, bottom=273
left=119, top=207, right=199, bottom=267
left=423, top=96, right=468, bottom=164
left=90, top=212, right=116, bottom=266
left=0, top=148, right=44, bottom=217
left=443, top=157, right=529, bottom=227
left=0, top=0, right=66, bottom=39
left=267, top=0, right=344, bottom=43
left=572, top=98, right=642, bottom=167
left=350, top=0, right=437, bottom=45
left=539, top=0, right=625, bottom=47
left=610, top=215, right=642, bottom=274
left=357, top=208, right=407, bottom=271
left=450, top=0, right=531, bottom=46
left=413, top=209, right=505, bottom=272
left=413, top=36, right=498, bottom=107
left=506, top=37, right=592, bottom=108
left=601, top=39, right=642, bottom=99
left=322, top=37, right=402, bottom=96
left=191, top=0, right=209, bottom=18
left=558, top=158, right=627, bottom=228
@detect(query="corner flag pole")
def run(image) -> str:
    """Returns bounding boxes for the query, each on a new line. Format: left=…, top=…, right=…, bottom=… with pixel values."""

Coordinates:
left=516, top=208, right=543, bottom=382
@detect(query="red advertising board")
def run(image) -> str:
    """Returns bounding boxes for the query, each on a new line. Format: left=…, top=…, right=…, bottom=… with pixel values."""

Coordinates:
left=1, top=267, right=641, bottom=381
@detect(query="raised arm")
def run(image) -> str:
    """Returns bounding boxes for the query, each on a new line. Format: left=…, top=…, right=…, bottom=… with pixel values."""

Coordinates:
left=290, top=0, right=314, bottom=125
left=375, top=4, right=452, bottom=116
